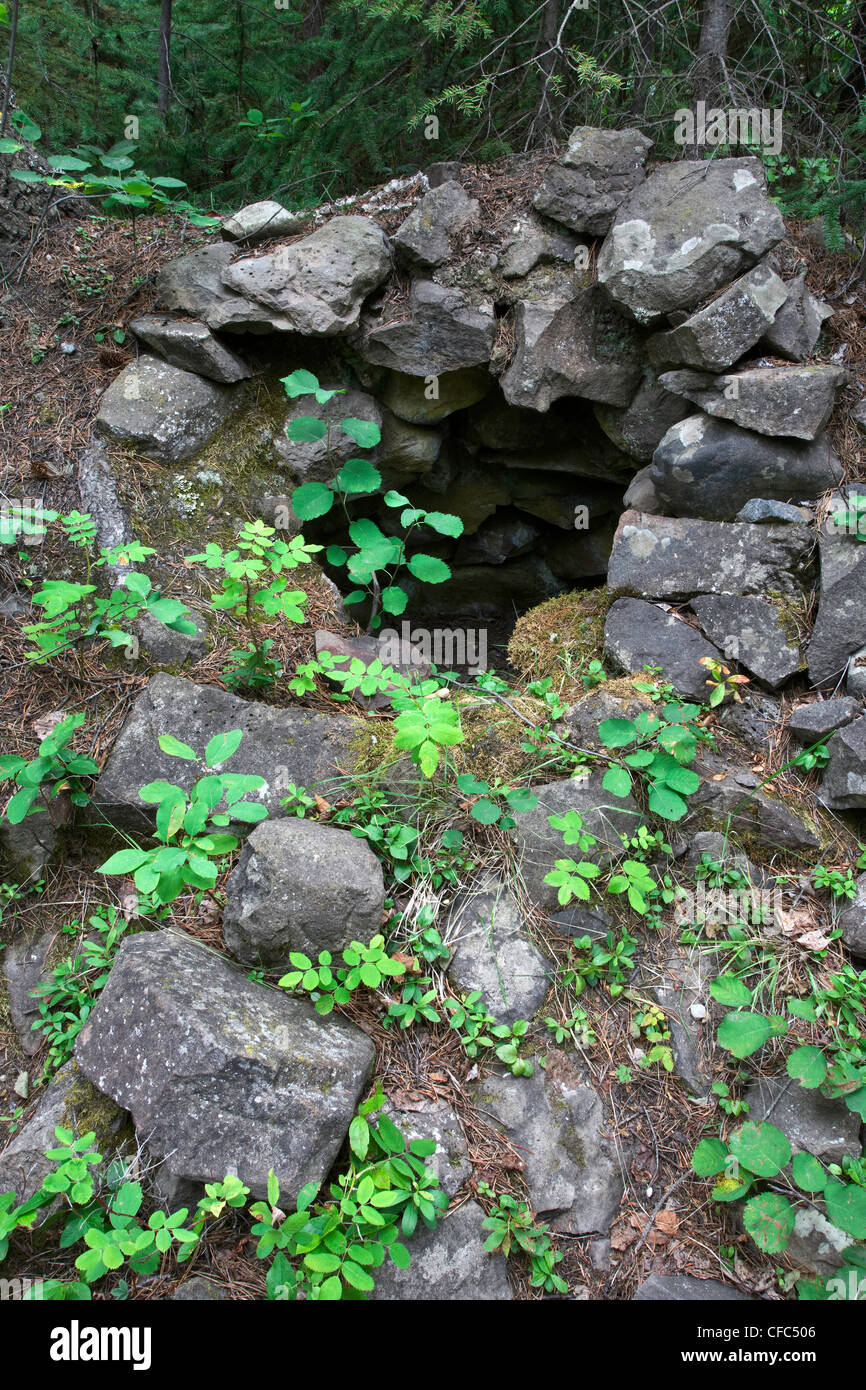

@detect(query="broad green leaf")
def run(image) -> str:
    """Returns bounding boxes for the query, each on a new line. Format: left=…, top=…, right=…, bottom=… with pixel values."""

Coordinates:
left=786, top=1045, right=827, bottom=1089
left=602, top=765, right=632, bottom=798
left=286, top=416, right=328, bottom=443
left=97, top=847, right=149, bottom=875
left=349, top=1115, right=369, bottom=1161
left=597, top=718, right=637, bottom=748
left=792, top=1152, right=827, bottom=1194
left=743, top=1193, right=795, bottom=1253
left=336, top=457, right=381, bottom=494
left=470, top=798, right=501, bottom=825
left=291, top=482, right=334, bottom=521
left=340, top=418, right=381, bottom=449
left=158, top=735, right=197, bottom=761
left=647, top=782, right=688, bottom=821
left=341, top=1259, right=375, bottom=1292
left=709, top=974, right=752, bottom=1008
left=423, top=511, right=463, bottom=538
left=824, top=1181, right=866, bottom=1239
left=691, top=1138, right=728, bottom=1177
left=204, top=729, right=243, bottom=767
left=729, top=1121, right=791, bottom=1177
left=407, top=553, right=450, bottom=584
left=717, top=1011, right=773, bottom=1058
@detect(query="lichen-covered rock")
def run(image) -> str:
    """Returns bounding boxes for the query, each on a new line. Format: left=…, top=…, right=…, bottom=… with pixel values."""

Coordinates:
left=744, top=1076, right=860, bottom=1164
left=690, top=594, right=802, bottom=687
left=156, top=242, right=271, bottom=331
left=2, top=929, right=55, bottom=1056
left=807, top=519, right=866, bottom=683
left=74, top=930, right=375, bottom=1201
left=788, top=698, right=861, bottom=743
left=392, top=180, right=479, bottom=267
left=221, top=818, right=385, bottom=968
left=369, top=1201, right=512, bottom=1300
left=607, top=510, right=813, bottom=602
left=274, top=387, right=384, bottom=483
left=380, top=1099, right=472, bottom=1196
left=96, top=356, right=243, bottom=464
left=594, top=368, right=689, bottom=462
left=649, top=414, right=842, bottom=519
left=658, top=365, right=847, bottom=441
left=604, top=597, right=723, bottom=701
left=0, top=1062, right=126, bottom=1202
left=533, top=126, right=653, bottom=237
left=92, top=672, right=355, bottom=831
left=837, top=875, right=866, bottom=959
left=447, top=874, right=552, bottom=1025
left=379, top=366, right=491, bottom=423
left=129, top=315, right=251, bottom=384
left=646, top=263, right=788, bottom=371
left=219, top=215, right=389, bottom=336
left=597, top=158, right=785, bottom=323
left=469, top=1052, right=626, bottom=1234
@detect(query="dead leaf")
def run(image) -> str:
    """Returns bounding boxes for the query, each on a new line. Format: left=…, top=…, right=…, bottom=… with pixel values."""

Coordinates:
left=797, top=929, right=831, bottom=952
left=196, top=895, right=221, bottom=925
left=392, top=951, right=419, bottom=973
left=32, top=707, right=67, bottom=740
left=655, top=1209, right=680, bottom=1236
left=314, top=794, right=332, bottom=816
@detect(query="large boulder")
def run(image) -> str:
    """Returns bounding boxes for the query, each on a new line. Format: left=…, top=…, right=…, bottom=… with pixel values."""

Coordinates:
left=647, top=263, right=788, bottom=371
left=128, top=314, right=251, bottom=384
left=222, top=216, right=390, bottom=336
left=370, top=1201, right=512, bottom=1300
left=690, top=594, right=802, bottom=687
left=359, top=279, right=496, bottom=375
left=0, top=1062, right=126, bottom=1203
left=684, top=751, right=820, bottom=852
left=96, top=356, right=242, bottom=463
left=469, top=1052, right=626, bottom=1234
left=221, top=819, right=385, bottom=968
left=788, top=698, right=861, bottom=743
left=597, top=158, right=785, bottom=323
left=74, top=930, right=375, bottom=1201
left=379, top=367, right=491, bottom=423
left=446, top=874, right=552, bottom=1024
left=604, top=597, right=723, bottom=701
left=499, top=213, right=579, bottom=279
left=392, top=181, right=479, bottom=267
left=533, top=126, right=653, bottom=237
left=649, top=414, right=842, bottom=518
left=658, top=365, right=847, bottom=440
left=745, top=1077, right=860, bottom=1164
left=2, top=929, right=55, bottom=1055
left=156, top=243, right=277, bottom=332
left=501, top=283, right=643, bottom=410
left=92, top=672, right=355, bottom=831
left=607, top=510, right=813, bottom=601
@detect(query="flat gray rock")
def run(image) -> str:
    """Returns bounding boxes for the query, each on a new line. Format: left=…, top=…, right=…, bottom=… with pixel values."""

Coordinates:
left=447, top=874, right=552, bottom=1025
left=156, top=243, right=277, bottom=333
left=807, top=521, right=866, bottom=683
left=847, top=646, right=866, bottom=697
left=605, top=597, right=723, bottom=701
left=597, top=158, right=785, bottom=323
left=608, top=510, right=813, bottom=602
left=649, top=413, right=842, bottom=519
left=685, top=750, right=820, bottom=853
left=74, top=930, right=375, bottom=1201
left=470, top=1053, right=626, bottom=1234
left=370, top=1201, right=512, bottom=1300
left=533, top=126, right=652, bottom=237
left=788, top=698, right=861, bottom=743
left=634, top=1273, right=754, bottom=1301
left=659, top=365, right=847, bottom=441
left=735, top=498, right=810, bottom=524
left=2, top=929, right=55, bottom=1055
left=129, top=314, right=251, bottom=383
left=594, top=368, right=689, bottom=462
left=690, top=594, right=802, bottom=687
left=359, top=279, right=496, bottom=376
left=509, top=771, right=640, bottom=912
left=392, top=181, right=479, bottom=267
left=92, top=672, right=355, bottom=832
left=0, top=1062, right=126, bottom=1202
left=745, top=1076, right=860, bottom=1163
left=222, top=216, right=390, bottom=336
left=96, top=356, right=243, bottom=463
left=222, top=818, right=385, bottom=968
left=647, top=263, right=788, bottom=372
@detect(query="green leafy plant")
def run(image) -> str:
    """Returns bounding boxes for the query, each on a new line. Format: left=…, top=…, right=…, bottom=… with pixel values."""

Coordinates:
left=186, top=520, right=319, bottom=693
left=249, top=1086, right=448, bottom=1299
left=454, top=773, right=538, bottom=829
left=478, top=1185, right=567, bottom=1294
left=442, top=992, right=532, bottom=1073
left=559, top=930, right=636, bottom=999
left=97, top=730, right=267, bottom=905
left=597, top=699, right=706, bottom=822
left=278, top=935, right=407, bottom=1015
left=544, top=1008, right=596, bottom=1049
left=30, top=908, right=130, bottom=1076
left=832, top=493, right=866, bottom=541
left=0, top=712, right=98, bottom=826
left=20, top=512, right=193, bottom=674
left=631, top=1003, right=674, bottom=1073
left=698, top=655, right=750, bottom=707
left=284, top=369, right=462, bottom=628
left=812, top=864, right=858, bottom=900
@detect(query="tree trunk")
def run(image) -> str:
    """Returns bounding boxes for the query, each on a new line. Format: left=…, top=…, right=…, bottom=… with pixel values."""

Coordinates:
left=157, top=0, right=172, bottom=119
left=1, top=0, right=20, bottom=137
left=692, top=0, right=732, bottom=109
left=528, top=0, right=561, bottom=148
